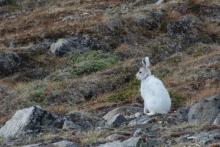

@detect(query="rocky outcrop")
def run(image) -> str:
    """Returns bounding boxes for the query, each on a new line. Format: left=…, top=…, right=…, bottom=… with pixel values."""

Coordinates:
left=188, top=94, right=220, bottom=125
left=0, top=106, right=64, bottom=139
left=0, top=52, right=21, bottom=76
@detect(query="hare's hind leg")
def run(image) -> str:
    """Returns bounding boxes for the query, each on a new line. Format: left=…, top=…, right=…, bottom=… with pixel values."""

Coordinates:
left=147, top=111, right=156, bottom=116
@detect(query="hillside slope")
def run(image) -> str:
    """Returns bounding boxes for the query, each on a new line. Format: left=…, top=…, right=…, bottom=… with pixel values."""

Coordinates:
left=0, top=0, right=220, bottom=146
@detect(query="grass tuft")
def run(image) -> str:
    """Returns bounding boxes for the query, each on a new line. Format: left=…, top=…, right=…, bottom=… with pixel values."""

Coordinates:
left=108, top=79, right=139, bottom=102
left=68, top=50, right=119, bottom=77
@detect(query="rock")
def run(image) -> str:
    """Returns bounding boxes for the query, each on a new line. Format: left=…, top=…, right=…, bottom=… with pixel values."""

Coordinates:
left=128, top=115, right=152, bottom=126
left=213, top=113, right=220, bottom=125
left=0, top=106, right=64, bottom=139
left=65, top=112, right=99, bottom=130
left=175, top=107, right=189, bottom=122
left=186, top=130, right=220, bottom=145
left=99, top=137, right=144, bottom=147
left=105, top=134, right=127, bottom=142
left=133, top=128, right=143, bottom=137
left=0, top=0, right=8, bottom=6
left=103, top=106, right=142, bottom=121
left=0, top=52, right=21, bottom=75
left=22, top=141, right=79, bottom=147
left=62, top=120, right=81, bottom=130
left=140, top=139, right=163, bottom=147
left=49, top=34, right=106, bottom=56
left=52, top=140, right=79, bottom=147
left=22, top=143, right=41, bottom=147
left=188, top=94, right=220, bottom=125
left=106, top=114, right=127, bottom=127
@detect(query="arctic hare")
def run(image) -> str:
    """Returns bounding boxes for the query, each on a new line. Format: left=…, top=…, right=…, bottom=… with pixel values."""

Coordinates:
left=136, top=57, right=171, bottom=116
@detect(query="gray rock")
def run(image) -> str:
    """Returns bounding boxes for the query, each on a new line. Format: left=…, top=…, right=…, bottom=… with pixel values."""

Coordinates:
left=175, top=107, right=189, bottom=122
left=49, top=34, right=105, bottom=56
left=22, top=143, right=41, bottom=147
left=103, top=106, right=142, bottom=121
left=65, top=112, right=99, bottom=130
left=52, top=140, right=79, bottom=147
left=99, top=137, right=143, bottom=147
left=105, top=134, right=127, bottom=142
left=0, top=52, right=21, bottom=75
left=129, top=115, right=152, bottom=126
left=188, top=94, right=220, bottom=125
left=186, top=130, right=220, bottom=145
left=0, top=0, right=8, bottom=6
left=106, top=114, right=127, bottom=127
left=133, top=128, right=143, bottom=137
left=0, top=106, right=64, bottom=139
left=62, top=120, right=81, bottom=130
left=213, top=113, right=220, bottom=125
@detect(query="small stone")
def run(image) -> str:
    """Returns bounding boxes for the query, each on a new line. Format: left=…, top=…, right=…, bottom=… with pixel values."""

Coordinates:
left=213, top=113, right=220, bottom=126
left=129, top=115, right=152, bottom=126
left=106, top=114, right=127, bottom=127
left=133, top=128, right=143, bottom=137
left=135, top=112, right=141, bottom=118
left=52, top=140, right=79, bottom=147
left=62, top=120, right=81, bottom=130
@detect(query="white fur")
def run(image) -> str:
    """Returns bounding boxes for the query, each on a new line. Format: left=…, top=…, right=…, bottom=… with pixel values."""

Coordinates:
left=136, top=57, right=171, bottom=116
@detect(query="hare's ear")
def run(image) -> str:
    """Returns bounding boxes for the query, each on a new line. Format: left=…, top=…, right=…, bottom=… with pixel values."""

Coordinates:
left=142, top=59, right=146, bottom=67
left=144, top=57, right=150, bottom=68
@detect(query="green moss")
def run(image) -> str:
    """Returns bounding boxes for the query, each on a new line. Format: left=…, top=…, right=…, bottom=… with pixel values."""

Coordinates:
left=108, top=79, right=140, bottom=102
left=68, top=50, right=119, bottom=77
left=170, top=91, right=184, bottom=108
left=29, top=83, right=61, bottom=104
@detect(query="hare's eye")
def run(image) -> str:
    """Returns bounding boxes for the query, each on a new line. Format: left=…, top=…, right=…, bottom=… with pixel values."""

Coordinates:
left=139, top=71, right=142, bottom=73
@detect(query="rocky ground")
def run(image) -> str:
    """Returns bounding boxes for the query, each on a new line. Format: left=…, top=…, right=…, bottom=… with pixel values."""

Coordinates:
left=0, top=0, right=220, bottom=146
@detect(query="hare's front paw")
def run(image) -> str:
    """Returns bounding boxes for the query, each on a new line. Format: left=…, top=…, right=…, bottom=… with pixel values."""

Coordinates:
left=147, top=112, right=156, bottom=116
left=144, top=107, right=148, bottom=114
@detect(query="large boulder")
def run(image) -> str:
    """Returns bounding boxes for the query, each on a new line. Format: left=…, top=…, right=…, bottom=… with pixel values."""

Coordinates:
left=188, top=94, right=220, bottom=125
left=0, top=106, right=64, bottom=139
left=0, top=52, right=21, bottom=75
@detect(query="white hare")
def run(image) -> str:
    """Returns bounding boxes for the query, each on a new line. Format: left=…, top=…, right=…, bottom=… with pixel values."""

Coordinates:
left=136, top=57, right=171, bottom=116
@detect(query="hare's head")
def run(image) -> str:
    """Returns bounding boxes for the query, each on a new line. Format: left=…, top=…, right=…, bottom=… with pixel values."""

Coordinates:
left=136, top=57, right=151, bottom=80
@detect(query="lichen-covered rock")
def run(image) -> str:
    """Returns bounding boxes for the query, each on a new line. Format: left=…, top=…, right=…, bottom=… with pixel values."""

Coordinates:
left=0, top=52, right=21, bottom=75
left=49, top=34, right=107, bottom=56
left=188, top=94, right=220, bottom=125
left=105, top=114, right=127, bottom=127
left=64, top=112, right=100, bottom=131
left=0, top=106, right=64, bottom=139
